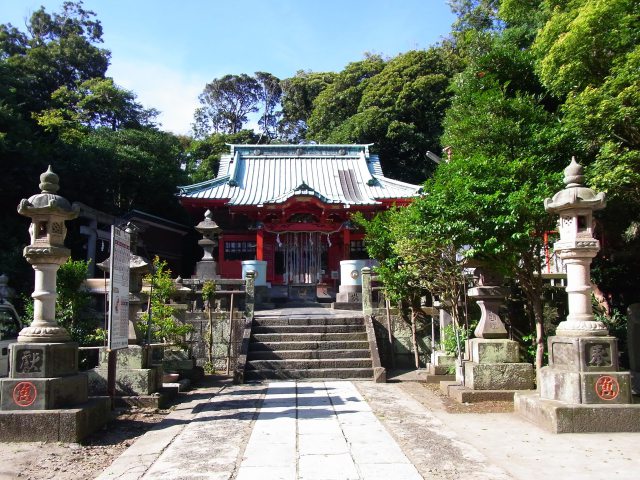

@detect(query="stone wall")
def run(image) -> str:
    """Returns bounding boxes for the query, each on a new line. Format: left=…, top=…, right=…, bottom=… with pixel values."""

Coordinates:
left=370, top=308, right=431, bottom=369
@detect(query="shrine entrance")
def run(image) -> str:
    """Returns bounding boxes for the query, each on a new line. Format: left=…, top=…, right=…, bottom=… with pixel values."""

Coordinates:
left=275, top=232, right=328, bottom=284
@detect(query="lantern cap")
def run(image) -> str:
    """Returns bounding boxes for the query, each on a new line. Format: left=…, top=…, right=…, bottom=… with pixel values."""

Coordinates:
left=544, top=157, right=606, bottom=213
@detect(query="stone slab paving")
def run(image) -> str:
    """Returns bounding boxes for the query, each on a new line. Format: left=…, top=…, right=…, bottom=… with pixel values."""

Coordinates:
left=235, top=381, right=421, bottom=480
left=96, top=382, right=266, bottom=480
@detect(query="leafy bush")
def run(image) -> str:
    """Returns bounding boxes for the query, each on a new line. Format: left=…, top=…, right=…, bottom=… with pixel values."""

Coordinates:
left=138, top=257, right=193, bottom=349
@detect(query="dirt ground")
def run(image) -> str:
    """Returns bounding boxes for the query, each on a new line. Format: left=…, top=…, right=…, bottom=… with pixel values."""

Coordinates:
left=420, top=382, right=515, bottom=414
left=0, top=407, right=170, bottom=480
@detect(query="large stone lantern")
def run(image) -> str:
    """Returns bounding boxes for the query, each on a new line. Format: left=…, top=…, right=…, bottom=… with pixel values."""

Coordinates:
left=543, top=157, right=607, bottom=336
left=515, top=158, right=640, bottom=433
left=1, top=167, right=109, bottom=442
left=17, top=166, right=79, bottom=343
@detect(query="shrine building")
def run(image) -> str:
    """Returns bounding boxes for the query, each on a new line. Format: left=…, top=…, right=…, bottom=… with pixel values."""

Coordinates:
left=177, top=144, right=420, bottom=289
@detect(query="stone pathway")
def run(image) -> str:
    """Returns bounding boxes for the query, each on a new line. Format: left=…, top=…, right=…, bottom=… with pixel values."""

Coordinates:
left=97, top=378, right=640, bottom=480
left=236, top=381, right=420, bottom=480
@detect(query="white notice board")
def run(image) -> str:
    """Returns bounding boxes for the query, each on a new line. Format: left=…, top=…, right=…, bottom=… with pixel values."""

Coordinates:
left=108, top=225, right=130, bottom=350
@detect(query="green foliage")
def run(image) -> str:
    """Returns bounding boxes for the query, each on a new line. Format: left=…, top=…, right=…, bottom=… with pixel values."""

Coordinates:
left=596, top=308, right=628, bottom=351
left=21, top=259, right=100, bottom=345
left=139, top=257, right=193, bottom=349
left=183, top=130, right=258, bottom=183
left=56, top=258, right=100, bottom=345
left=307, top=49, right=460, bottom=182
left=201, top=280, right=216, bottom=305
left=279, top=70, right=336, bottom=141
left=441, top=323, right=471, bottom=357
left=533, top=0, right=638, bottom=99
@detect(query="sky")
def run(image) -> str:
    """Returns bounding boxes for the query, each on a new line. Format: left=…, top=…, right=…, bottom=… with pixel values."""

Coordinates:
left=1, top=1, right=456, bottom=135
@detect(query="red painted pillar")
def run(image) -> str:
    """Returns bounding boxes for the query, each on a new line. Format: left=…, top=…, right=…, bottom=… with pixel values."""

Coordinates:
left=343, top=228, right=351, bottom=260
left=256, top=229, right=264, bottom=261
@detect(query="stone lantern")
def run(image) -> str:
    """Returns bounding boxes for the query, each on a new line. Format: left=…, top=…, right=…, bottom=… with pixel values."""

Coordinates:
left=515, top=158, right=640, bottom=433
left=194, top=209, right=222, bottom=279
left=0, top=167, right=109, bottom=442
left=543, top=157, right=607, bottom=336
left=16, top=166, right=79, bottom=343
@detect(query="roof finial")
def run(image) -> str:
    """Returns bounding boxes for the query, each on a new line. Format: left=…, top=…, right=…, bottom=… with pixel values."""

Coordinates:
left=39, top=165, right=60, bottom=194
left=563, top=156, right=584, bottom=187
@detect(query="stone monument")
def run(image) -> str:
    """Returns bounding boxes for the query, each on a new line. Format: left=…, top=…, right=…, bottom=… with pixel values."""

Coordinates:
left=443, top=267, right=534, bottom=402
left=0, top=166, right=110, bottom=442
left=462, top=267, right=534, bottom=394
left=515, top=158, right=640, bottom=433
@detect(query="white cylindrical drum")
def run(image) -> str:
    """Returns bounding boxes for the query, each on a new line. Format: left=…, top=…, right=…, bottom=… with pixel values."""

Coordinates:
left=339, top=259, right=377, bottom=287
left=241, top=260, right=267, bottom=286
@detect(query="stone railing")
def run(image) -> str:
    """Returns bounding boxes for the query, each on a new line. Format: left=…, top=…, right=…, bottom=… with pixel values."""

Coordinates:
left=233, top=271, right=255, bottom=384
left=361, top=267, right=386, bottom=383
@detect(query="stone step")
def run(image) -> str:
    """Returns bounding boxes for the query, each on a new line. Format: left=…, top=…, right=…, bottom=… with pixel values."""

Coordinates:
left=253, top=317, right=364, bottom=326
left=243, top=368, right=374, bottom=381
left=246, top=358, right=373, bottom=370
left=249, top=340, right=370, bottom=351
left=252, top=332, right=368, bottom=342
left=247, top=349, right=372, bottom=360
left=252, top=324, right=365, bottom=334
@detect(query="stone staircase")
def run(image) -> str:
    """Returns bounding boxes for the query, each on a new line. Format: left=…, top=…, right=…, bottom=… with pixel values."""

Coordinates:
left=244, top=313, right=375, bottom=380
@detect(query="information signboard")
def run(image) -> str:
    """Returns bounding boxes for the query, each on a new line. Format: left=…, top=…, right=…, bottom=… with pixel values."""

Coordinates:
left=108, top=225, right=130, bottom=350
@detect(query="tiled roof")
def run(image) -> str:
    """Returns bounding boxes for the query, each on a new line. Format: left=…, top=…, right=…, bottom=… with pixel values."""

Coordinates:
left=177, top=144, right=420, bottom=206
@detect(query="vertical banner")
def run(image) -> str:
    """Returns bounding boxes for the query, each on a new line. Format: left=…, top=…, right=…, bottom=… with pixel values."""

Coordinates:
left=108, top=225, right=130, bottom=350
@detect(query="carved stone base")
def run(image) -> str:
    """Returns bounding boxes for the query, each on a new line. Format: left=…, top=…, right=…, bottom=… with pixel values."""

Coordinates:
left=0, top=374, right=88, bottom=410
left=195, top=260, right=218, bottom=280
left=539, top=367, right=631, bottom=404
left=10, top=342, right=78, bottom=378
left=18, top=325, right=70, bottom=343
left=548, top=335, right=620, bottom=371
left=464, top=362, right=535, bottom=390
left=0, top=397, right=111, bottom=442
left=515, top=391, right=640, bottom=433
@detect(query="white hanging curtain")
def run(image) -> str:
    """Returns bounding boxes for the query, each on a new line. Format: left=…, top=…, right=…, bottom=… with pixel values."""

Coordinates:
left=280, top=232, right=323, bottom=284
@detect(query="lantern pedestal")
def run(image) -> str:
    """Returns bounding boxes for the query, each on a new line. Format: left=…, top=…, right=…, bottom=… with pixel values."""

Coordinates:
left=0, top=337, right=111, bottom=442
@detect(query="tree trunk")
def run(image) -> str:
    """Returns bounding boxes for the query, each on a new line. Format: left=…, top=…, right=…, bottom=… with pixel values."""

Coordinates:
left=410, top=306, right=420, bottom=369
left=532, top=297, right=545, bottom=371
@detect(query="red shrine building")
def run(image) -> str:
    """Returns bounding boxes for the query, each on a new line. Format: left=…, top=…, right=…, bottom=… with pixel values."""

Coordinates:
left=178, top=144, right=420, bottom=287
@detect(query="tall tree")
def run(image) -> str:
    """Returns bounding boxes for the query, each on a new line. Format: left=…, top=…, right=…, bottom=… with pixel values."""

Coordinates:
left=193, top=74, right=260, bottom=137
left=328, top=48, right=460, bottom=181
left=531, top=0, right=640, bottom=306
left=254, top=71, right=282, bottom=141
left=306, top=54, right=386, bottom=141
left=279, top=70, right=335, bottom=141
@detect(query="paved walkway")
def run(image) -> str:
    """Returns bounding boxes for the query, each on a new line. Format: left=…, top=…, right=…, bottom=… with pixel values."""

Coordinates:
left=97, top=378, right=640, bottom=480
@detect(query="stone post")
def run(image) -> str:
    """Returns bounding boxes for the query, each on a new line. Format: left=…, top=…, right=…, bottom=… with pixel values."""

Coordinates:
left=515, top=158, right=640, bottom=433
left=244, top=270, right=255, bottom=320
left=361, top=267, right=373, bottom=316
left=628, top=304, right=640, bottom=394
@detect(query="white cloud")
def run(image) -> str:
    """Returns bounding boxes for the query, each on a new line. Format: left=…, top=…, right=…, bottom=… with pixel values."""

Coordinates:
left=108, top=59, right=208, bottom=135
